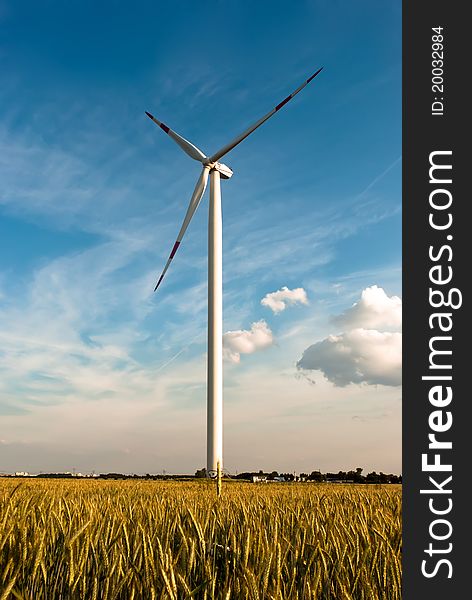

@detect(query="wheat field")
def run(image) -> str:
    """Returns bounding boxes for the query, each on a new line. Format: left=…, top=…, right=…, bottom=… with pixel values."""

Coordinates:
left=0, top=479, right=401, bottom=599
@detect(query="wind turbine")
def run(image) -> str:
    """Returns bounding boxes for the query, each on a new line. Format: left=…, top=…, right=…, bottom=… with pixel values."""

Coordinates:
left=146, top=67, right=323, bottom=477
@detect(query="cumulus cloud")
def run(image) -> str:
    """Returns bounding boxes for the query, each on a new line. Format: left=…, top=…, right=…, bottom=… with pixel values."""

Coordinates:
left=223, top=320, right=274, bottom=364
left=297, top=286, right=402, bottom=387
left=333, top=285, right=401, bottom=330
left=261, top=286, right=308, bottom=314
left=297, top=329, right=402, bottom=386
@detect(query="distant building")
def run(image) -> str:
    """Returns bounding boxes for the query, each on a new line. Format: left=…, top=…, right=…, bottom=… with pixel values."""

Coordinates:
left=252, top=475, right=267, bottom=483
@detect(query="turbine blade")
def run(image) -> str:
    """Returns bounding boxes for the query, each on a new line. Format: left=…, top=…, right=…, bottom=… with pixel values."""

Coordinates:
left=209, top=67, right=323, bottom=163
left=154, top=166, right=210, bottom=291
left=145, top=111, right=207, bottom=162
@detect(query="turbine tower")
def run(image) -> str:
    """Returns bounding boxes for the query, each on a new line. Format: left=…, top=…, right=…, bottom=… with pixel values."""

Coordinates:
left=146, top=67, right=323, bottom=476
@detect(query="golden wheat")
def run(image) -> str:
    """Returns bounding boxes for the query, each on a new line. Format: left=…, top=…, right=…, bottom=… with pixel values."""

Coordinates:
left=0, top=479, right=401, bottom=599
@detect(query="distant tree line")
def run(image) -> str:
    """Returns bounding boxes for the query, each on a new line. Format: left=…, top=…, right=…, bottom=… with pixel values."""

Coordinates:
left=300, top=469, right=402, bottom=484
left=11, top=468, right=401, bottom=483
left=228, top=467, right=401, bottom=484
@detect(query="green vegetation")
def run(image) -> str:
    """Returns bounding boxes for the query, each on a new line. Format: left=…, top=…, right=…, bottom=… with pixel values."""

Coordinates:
left=0, top=479, right=401, bottom=599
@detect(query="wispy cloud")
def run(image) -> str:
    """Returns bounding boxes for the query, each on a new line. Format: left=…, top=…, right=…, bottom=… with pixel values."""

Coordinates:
left=355, top=156, right=402, bottom=200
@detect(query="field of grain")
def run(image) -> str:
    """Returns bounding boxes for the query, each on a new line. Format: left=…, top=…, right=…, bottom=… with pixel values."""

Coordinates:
left=0, top=479, right=401, bottom=599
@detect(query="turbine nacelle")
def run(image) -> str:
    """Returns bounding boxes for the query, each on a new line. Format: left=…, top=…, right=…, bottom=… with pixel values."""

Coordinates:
left=209, top=161, right=233, bottom=180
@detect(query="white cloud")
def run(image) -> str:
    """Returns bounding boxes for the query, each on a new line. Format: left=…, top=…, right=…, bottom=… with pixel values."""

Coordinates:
left=333, top=285, right=401, bottom=330
left=297, top=286, right=402, bottom=387
left=261, top=286, right=308, bottom=314
left=223, top=320, right=274, bottom=364
left=297, top=328, right=401, bottom=387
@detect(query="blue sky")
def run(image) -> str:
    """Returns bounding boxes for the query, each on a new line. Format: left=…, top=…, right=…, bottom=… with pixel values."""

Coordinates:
left=0, top=1, right=401, bottom=474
